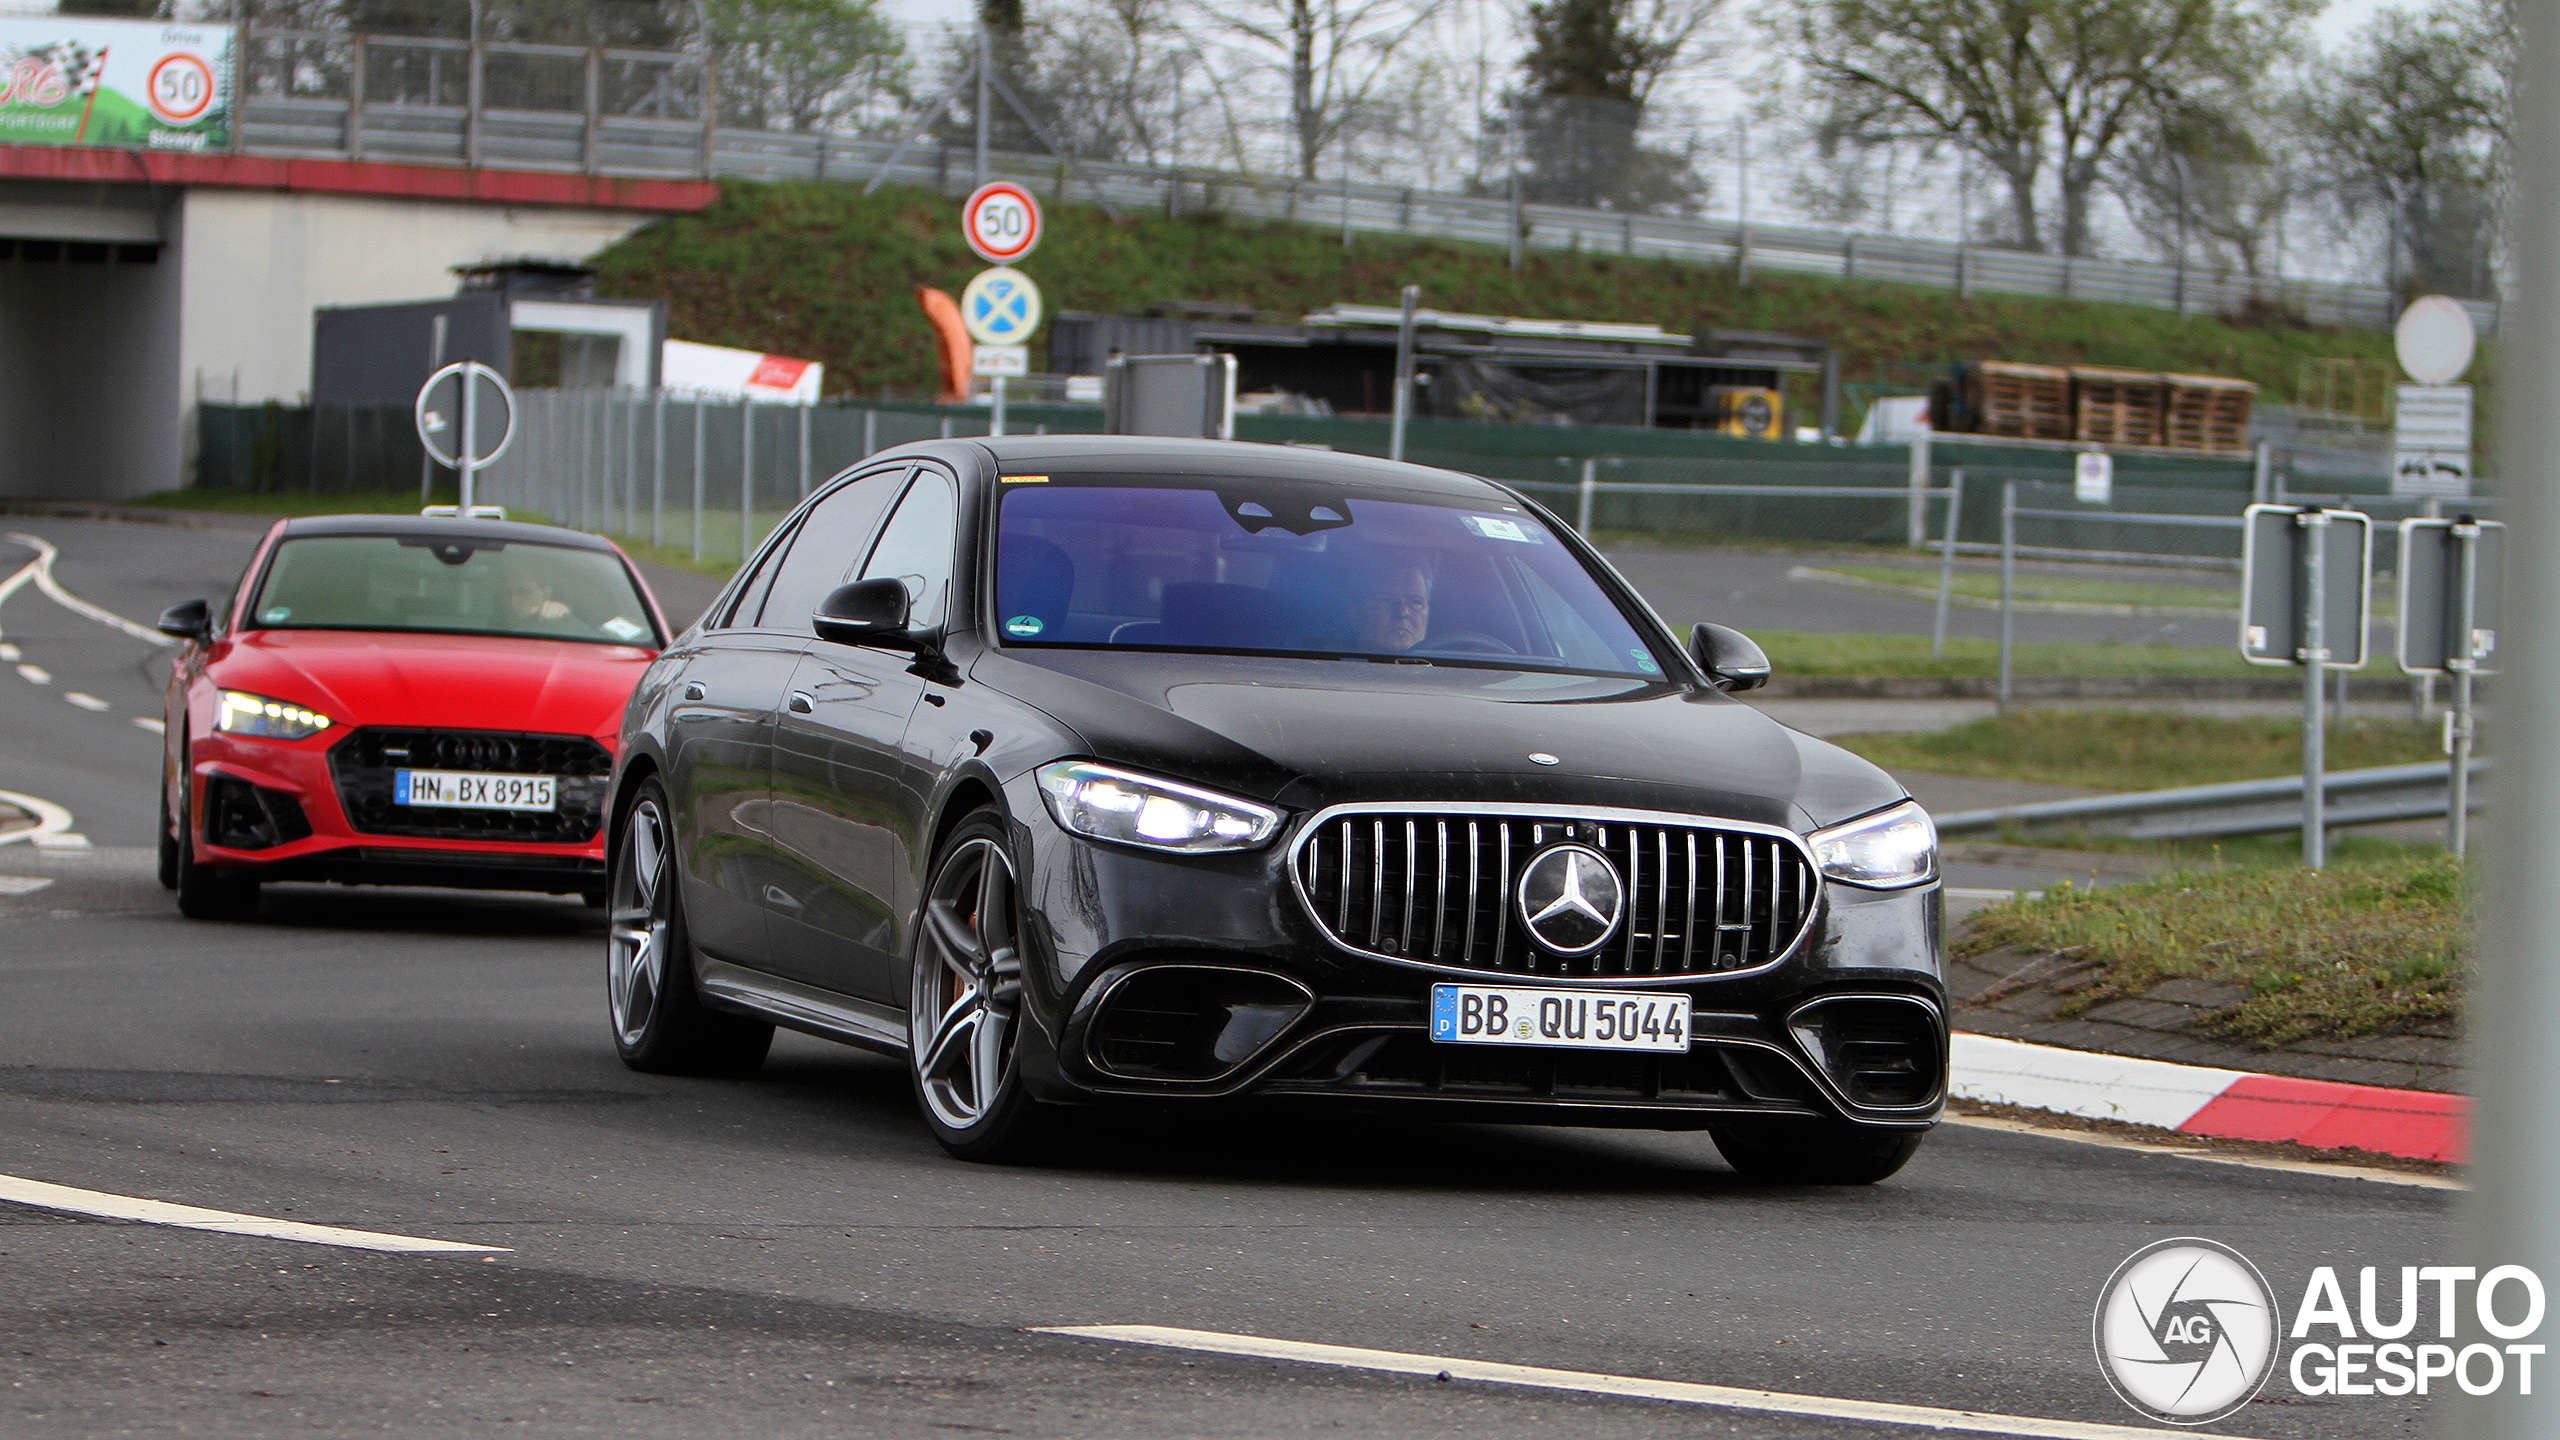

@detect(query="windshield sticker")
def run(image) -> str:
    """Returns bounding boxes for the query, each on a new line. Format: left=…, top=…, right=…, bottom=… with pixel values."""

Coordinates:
left=601, top=617, right=647, bottom=641
left=1632, top=651, right=1661, bottom=674
left=261, top=606, right=290, bottom=622
left=1005, top=615, right=1046, bottom=638
left=1462, top=515, right=1538, bottom=543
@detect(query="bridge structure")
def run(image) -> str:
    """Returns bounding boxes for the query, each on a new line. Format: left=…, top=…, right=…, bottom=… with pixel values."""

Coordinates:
left=3, top=19, right=2477, bottom=502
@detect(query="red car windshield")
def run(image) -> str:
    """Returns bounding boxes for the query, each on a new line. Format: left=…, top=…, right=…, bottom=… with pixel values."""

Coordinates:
left=245, top=535, right=661, bottom=647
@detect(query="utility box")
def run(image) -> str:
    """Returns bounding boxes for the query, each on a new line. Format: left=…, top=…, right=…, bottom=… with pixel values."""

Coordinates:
left=1105, top=353, right=1237, bottom=439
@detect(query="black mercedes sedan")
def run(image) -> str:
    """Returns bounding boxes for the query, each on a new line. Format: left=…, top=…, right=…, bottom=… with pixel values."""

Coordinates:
left=605, top=435, right=1945, bottom=1183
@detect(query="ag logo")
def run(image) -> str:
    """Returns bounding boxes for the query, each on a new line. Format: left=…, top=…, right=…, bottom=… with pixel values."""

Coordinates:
left=1515, top=843, right=1623, bottom=955
left=2094, top=1238, right=2281, bottom=1424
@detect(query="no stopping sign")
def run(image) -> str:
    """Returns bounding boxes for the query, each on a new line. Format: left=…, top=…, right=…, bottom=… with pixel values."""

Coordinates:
left=962, top=183, right=1041, bottom=265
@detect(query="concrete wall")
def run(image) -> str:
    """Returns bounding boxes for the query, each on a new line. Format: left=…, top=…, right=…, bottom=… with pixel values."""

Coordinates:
left=176, top=188, right=658, bottom=410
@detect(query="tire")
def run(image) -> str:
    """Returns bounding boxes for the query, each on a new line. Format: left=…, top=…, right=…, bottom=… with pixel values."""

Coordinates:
left=156, top=780, right=179, bottom=892
left=173, top=770, right=258, bottom=921
left=908, top=809, right=1071, bottom=1165
left=607, top=779, right=772, bottom=1077
left=1711, top=1123, right=1926, bottom=1186
left=579, top=888, right=608, bottom=909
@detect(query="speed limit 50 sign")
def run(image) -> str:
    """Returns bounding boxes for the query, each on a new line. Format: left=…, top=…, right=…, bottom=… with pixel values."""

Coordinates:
left=962, top=182, right=1042, bottom=265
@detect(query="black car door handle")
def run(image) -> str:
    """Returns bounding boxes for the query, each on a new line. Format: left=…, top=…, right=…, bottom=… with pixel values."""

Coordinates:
left=683, top=681, right=706, bottom=700
left=788, top=691, right=814, bottom=714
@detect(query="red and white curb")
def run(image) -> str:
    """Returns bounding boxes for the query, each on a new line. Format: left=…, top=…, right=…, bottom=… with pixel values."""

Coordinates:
left=1951, top=1032, right=2464, bottom=1164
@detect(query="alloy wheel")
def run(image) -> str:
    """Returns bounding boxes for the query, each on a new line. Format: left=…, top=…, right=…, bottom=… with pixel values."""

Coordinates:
left=910, top=836, right=1024, bottom=1131
left=609, top=799, right=671, bottom=1047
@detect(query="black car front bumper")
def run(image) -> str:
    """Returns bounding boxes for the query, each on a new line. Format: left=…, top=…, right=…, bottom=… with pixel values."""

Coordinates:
left=1001, top=776, right=1948, bottom=1132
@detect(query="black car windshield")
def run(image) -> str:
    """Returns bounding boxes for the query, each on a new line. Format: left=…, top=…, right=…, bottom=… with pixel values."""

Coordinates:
left=246, top=535, right=661, bottom=646
left=995, top=476, right=1668, bottom=678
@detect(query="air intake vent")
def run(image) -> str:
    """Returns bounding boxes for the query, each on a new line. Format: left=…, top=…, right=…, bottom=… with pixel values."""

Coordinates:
left=1787, top=996, right=1945, bottom=1110
left=1291, top=809, right=1816, bottom=978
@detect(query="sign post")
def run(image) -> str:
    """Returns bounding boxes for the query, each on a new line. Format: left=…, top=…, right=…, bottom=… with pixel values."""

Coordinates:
left=2397, top=516, right=2504, bottom=855
left=2240, top=502, right=2373, bottom=867
left=959, top=266, right=1043, bottom=439
left=415, top=361, right=516, bottom=515
left=2391, top=295, right=2478, bottom=499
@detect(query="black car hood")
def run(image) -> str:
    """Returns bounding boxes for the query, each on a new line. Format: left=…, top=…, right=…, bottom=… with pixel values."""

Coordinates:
left=970, top=649, right=1906, bottom=832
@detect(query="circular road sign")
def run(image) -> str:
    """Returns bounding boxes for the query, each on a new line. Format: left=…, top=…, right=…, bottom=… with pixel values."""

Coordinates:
left=2396, top=295, right=2477, bottom=385
left=147, top=51, right=217, bottom=125
left=414, top=361, right=517, bottom=470
left=960, top=266, right=1044, bottom=347
left=962, top=182, right=1042, bottom=265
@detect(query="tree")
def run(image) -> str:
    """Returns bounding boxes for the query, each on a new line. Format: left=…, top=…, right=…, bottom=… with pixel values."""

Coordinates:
left=1032, top=0, right=1188, bottom=163
left=2110, top=95, right=2300, bottom=275
left=2299, top=0, right=2510, bottom=296
left=1783, top=0, right=2308, bottom=255
left=708, top=0, right=904, bottom=132
left=1510, top=0, right=1717, bottom=211
left=1195, top=0, right=1450, bottom=180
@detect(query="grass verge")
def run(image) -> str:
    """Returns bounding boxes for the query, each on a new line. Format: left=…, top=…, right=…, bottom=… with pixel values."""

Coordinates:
left=1957, top=856, right=2466, bottom=1043
left=1832, top=708, right=2444, bottom=790
left=1810, top=565, right=2239, bottom=612
left=1751, top=630, right=2266, bottom=679
left=128, top=488, right=456, bottom=517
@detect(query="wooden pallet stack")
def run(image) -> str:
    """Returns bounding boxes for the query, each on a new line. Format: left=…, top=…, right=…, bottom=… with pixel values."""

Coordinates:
left=2160, top=373, right=2258, bottom=452
left=1965, top=361, right=2072, bottom=439
left=2067, top=366, right=2167, bottom=448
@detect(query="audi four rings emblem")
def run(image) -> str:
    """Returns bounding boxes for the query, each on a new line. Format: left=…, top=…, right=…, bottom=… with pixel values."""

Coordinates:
left=1516, top=844, right=1625, bottom=954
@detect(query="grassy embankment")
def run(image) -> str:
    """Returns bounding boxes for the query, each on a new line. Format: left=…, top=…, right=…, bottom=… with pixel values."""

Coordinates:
left=590, top=181, right=2414, bottom=408
left=1960, top=858, right=2465, bottom=1042
left=1833, top=708, right=2441, bottom=791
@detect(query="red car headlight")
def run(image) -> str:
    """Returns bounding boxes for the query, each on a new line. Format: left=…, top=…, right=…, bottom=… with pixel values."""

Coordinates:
left=216, top=689, right=335, bottom=742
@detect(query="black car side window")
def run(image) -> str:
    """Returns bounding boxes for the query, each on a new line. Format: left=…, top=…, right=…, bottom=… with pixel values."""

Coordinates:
left=717, top=518, right=798, bottom=630
left=857, top=469, right=959, bottom=633
left=755, top=465, right=914, bottom=631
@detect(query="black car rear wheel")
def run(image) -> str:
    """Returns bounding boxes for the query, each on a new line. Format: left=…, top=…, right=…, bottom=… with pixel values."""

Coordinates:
left=608, top=780, right=772, bottom=1076
left=1710, top=1123, right=1926, bottom=1185
left=908, top=810, right=1070, bottom=1164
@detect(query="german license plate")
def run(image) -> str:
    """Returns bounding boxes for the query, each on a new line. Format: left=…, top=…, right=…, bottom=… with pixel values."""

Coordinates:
left=1430, top=983, right=1689, bottom=1054
left=394, top=770, right=557, bottom=812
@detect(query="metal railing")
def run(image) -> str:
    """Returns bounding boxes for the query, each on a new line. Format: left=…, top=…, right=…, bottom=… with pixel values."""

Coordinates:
left=226, top=26, right=2489, bottom=335
left=1935, top=758, right=2491, bottom=840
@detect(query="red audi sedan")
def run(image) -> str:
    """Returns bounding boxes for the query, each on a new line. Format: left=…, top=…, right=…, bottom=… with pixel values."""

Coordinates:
left=155, top=513, right=671, bottom=919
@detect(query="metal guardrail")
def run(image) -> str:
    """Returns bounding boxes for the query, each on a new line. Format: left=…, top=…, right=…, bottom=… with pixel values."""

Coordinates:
left=225, top=28, right=2489, bottom=335
left=1935, top=758, right=2491, bottom=840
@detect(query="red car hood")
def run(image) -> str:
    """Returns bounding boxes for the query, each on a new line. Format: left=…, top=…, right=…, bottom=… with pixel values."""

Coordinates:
left=212, top=630, right=655, bottom=737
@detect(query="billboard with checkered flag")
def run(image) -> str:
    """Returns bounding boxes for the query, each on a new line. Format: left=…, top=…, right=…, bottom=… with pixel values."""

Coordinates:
left=0, top=18, right=227, bottom=150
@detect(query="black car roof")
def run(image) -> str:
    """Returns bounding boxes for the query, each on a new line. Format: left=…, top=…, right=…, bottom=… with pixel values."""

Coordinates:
left=950, top=435, right=1507, bottom=501
left=275, top=514, right=621, bottom=552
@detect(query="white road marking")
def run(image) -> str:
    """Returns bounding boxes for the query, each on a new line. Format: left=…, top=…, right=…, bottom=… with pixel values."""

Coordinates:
left=15, top=663, right=49, bottom=684
left=1034, top=1326, right=2247, bottom=1439
left=133, top=716, right=166, bottom=734
left=0, top=641, right=17, bottom=660
left=32, top=833, right=90, bottom=851
left=0, top=554, right=39, bottom=639
left=1, top=533, right=175, bottom=646
left=0, top=787, right=75, bottom=848
left=0, top=876, right=54, bottom=894
left=62, top=692, right=109, bottom=712
left=0, top=1174, right=511, bottom=1255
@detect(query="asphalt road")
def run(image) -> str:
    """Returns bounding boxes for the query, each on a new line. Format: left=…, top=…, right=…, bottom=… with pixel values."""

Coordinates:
left=0, top=517, right=2451, bottom=1438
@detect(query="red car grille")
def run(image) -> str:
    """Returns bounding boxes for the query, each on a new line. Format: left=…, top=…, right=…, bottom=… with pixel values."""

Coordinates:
left=328, top=728, right=612, bottom=844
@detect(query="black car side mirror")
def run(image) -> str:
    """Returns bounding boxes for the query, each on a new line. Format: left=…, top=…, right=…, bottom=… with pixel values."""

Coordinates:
left=812, top=578, right=915, bottom=647
left=157, top=598, right=212, bottom=643
left=1690, top=623, right=1770, bottom=692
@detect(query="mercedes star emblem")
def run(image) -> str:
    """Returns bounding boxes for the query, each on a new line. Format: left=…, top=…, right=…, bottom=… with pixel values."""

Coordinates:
left=1516, top=843, right=1625, bottom=955
left=1529, top=752, right=1560, bottom=765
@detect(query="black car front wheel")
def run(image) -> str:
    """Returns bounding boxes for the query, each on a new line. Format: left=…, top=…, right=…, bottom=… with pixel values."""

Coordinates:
left=1711, top=1122, right=1926, bottom=1185
left=908, top=809, right=1070, bottom=1164
left=607, top=780, right=772, bottom=1077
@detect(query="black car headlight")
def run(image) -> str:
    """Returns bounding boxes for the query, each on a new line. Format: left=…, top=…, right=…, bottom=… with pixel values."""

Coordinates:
left=215, top=690, right=334, bottom=741
left=1035, top=760, right=1283, bottom=854
left=1809, top=800, right=1936, bottom=889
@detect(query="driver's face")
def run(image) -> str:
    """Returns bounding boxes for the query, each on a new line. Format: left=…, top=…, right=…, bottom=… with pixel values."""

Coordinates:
left=1353, top=567, right=1431, bottom=652
left=501, top=576, right=551, bottom=619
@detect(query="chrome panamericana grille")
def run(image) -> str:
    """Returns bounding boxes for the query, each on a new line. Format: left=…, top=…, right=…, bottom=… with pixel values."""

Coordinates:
left=1290, top=809, right=1818, bottom=978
